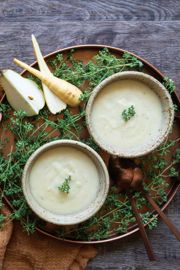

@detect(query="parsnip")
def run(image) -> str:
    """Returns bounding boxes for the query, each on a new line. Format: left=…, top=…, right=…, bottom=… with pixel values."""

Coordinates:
left=31, top=35, right=66, bottom=114
left=14, top=58, right=82, bottom=107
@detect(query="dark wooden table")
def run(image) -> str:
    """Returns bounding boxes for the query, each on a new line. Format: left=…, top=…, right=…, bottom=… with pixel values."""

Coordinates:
left=0, top=1, right=179, bottom=269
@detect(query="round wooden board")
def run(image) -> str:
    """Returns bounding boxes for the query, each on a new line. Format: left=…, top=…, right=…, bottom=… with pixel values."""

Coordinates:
left=1, top=45, right=179, bottom=244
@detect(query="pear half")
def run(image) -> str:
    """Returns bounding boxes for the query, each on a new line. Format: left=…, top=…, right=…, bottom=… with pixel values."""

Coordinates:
left=32, top=35, right=66, bottom=114
left=0, top=69, right=45, bottom=116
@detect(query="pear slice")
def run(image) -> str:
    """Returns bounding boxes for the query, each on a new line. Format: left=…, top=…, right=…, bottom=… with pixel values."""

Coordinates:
left=0, top=69, right=45, bottom=116
left=31, top=35, right=66, bottom=114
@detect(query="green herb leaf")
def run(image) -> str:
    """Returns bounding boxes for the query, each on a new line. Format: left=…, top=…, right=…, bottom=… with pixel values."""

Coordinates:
left=163, top=77, right=176, bottom=94
left=122, top=105, right=136, bottom=122
left=174, top=148, right=180, bottom=161
left=58, top=176, right=71, bottom=193
left=173, top=104, right=179, bottom=111
left=169, top=167, right=179, bottom=177
left=0, top=214, right=5, bottom=228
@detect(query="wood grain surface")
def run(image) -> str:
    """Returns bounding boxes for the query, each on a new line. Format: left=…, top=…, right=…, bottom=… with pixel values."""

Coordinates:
left=0, top=1, right=179, bottom=269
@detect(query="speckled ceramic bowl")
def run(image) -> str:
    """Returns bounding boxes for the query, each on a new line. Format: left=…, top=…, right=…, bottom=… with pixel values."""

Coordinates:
left=86, top=71, right=174, bottom=157
left=22, top=140, right=109, bottom=225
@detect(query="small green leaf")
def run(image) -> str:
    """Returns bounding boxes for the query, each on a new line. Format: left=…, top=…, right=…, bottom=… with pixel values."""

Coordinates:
left=169, top=167, right=179, bottom=177
left=58, top=176, right=71, bottom=194
left=174, top=148, right=180, bottom=162
left=163, top=77, right=176, bottom=94
left=122, top=105, right=136, bottom=122
left=0, top=214, right=5, bottom=228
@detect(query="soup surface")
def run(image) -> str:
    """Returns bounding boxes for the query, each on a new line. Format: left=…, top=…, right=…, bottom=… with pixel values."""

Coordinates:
left=90, top=79, right=164, bottom=154
left=29, top=146, right=100, bottom=215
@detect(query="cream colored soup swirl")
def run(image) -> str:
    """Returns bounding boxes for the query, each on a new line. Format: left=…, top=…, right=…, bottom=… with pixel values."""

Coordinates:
left=29, top=147, right=99, bottom=215
left=90, top=79, right=164, bottom=153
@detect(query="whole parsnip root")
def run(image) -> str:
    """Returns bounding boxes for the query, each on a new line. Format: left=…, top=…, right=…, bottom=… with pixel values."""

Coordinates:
left=13, top=58, right=82, bottom=107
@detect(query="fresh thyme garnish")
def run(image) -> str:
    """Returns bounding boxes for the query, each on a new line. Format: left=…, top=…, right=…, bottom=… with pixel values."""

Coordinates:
left=49, top=48, right=143, bottom=89
left=79, top=90, right=91, bottom=102
left=163, top=77, right=176, bottom=94
left=0, top=214, right=5, bottom=229
left=122, top=105, right=136, bottom=122
left=173, top=104, right=179, bottom=111
left=58, top=176, right=71, bottom=194
left=0, top=48, right=179, bottom=240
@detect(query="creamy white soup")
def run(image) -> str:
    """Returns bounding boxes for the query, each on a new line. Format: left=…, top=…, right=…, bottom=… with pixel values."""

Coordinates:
left=29, top=147, right=99, bottom=215
left=90, top=79, right=164, bottom=154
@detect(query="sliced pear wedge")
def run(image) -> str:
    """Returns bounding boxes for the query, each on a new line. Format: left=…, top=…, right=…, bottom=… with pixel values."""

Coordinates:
left=31, top=34, right=66, bottom=114
left=0, top=69, right=45, bottom=116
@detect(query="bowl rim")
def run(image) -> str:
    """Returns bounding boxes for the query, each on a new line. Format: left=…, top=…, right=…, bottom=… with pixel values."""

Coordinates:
left=86, top=71, right=174, bottom=158
left=22, top=139, right=110, bottom=225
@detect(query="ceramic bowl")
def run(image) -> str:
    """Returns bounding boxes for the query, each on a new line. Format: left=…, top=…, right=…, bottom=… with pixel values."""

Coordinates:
left=86, top=71, right=174, bottom=157
left=22, top=140, right=109, bottom=225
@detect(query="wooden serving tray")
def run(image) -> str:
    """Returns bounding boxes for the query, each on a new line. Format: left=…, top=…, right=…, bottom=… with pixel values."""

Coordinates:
left=0, top=45, right=179, bottom=244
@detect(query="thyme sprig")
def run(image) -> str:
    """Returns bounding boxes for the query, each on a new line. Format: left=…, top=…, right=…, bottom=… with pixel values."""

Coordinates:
left=50, top=48, right=143, bottom=91
left=58, top=176, right=71, bottom=194
left=163, top=77, right=176, bottom=94
left=122, top=105, right=136, bottom=122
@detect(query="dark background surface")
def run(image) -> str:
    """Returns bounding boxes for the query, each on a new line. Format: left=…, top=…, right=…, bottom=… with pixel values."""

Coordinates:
left=0, top=1, right=179, bottom=269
